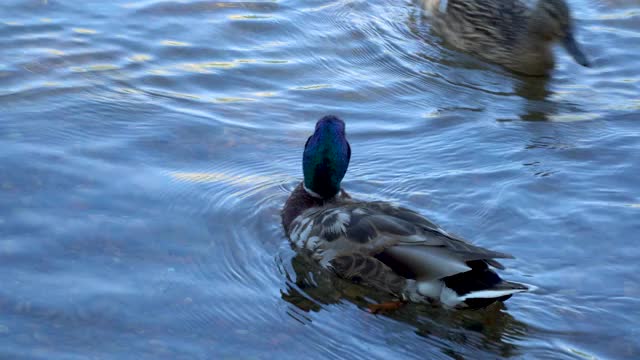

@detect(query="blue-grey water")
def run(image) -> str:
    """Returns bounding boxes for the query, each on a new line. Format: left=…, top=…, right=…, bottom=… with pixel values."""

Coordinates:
left=1, top=0, right=639, bottom=359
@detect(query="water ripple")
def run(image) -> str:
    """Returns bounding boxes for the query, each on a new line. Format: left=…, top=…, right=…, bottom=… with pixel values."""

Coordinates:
left=1, top=0, right=640, bottom=358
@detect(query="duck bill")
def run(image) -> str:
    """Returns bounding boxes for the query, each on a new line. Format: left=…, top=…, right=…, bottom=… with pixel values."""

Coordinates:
left=563, top=34, right=590, bottom=67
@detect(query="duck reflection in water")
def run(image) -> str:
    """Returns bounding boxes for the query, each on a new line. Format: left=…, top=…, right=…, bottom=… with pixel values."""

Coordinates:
left=281, top=254, right=529, bottom=358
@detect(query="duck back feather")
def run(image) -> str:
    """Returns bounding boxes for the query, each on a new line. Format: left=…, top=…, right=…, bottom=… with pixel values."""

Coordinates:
left=284, top=192, right=530, bottom=308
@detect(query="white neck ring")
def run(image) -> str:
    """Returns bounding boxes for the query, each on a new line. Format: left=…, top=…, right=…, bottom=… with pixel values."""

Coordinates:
left=303, top=184, right=323, bottom=199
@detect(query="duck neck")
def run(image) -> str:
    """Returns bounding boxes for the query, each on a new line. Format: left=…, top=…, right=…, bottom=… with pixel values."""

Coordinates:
left=282, top=182, right=325, bottom=236
left=526, top=6, right=556, bottom=68
left=520, top=35, right=555, bottom=75
left=282, top=182, right=351, bottom=236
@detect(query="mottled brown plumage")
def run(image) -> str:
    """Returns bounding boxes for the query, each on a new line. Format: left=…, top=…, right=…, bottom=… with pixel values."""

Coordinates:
left=282, top=184, right=529, bottom=308
left=423, top=0, right=589, bottom=75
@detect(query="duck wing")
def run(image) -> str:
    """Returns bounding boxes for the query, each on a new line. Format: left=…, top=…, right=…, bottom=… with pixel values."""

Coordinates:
left=290, top=201, right=513, bottom=281
left=345, top=202, right=513, bottom=280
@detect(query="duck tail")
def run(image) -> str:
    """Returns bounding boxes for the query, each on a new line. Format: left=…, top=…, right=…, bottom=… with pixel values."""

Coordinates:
left=441, top=261, right=530, bottom=309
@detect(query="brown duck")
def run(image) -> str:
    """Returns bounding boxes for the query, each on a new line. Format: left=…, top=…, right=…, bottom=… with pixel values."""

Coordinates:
left=423, top=0, right=590, bottom=75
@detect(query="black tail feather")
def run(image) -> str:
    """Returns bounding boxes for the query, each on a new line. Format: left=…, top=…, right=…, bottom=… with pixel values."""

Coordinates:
left=443, top=260, right=525, bottom=309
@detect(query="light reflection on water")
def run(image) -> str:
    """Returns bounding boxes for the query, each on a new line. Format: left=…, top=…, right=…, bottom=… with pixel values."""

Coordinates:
left=1, top=0, right=639, bottom=359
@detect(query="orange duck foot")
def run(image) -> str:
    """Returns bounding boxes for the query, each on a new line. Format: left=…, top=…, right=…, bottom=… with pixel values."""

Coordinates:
left=367, top=300, right=406, bottom=314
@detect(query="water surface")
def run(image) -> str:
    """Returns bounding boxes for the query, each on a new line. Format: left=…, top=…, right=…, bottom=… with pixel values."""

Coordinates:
left=1, top=0, right=639, bottom=359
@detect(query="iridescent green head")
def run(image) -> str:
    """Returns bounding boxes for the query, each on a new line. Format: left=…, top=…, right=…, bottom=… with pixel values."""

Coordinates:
left=303, top=116, right=351, bottom=199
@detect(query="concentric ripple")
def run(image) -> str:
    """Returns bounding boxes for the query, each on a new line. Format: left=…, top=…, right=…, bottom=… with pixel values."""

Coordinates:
left=0, top=0, right=639, bottom=359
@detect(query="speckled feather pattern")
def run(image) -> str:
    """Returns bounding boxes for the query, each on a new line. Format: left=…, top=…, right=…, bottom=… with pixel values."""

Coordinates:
left=423, top=0, right=562, bottom=75
left=285, top=186, right=512, bottom=272
left=282, top=182, right=523, bottom=306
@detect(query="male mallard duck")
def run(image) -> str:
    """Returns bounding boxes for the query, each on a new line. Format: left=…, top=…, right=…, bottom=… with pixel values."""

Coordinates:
left=422, top=0, right=590, bottom=75
left=282, top=116, right=530, bottom=309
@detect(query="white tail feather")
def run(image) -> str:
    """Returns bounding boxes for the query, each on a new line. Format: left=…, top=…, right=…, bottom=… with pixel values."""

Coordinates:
left=460, top=288, right=528, bottom=301
left=439, top=284, right=530, bottom=308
